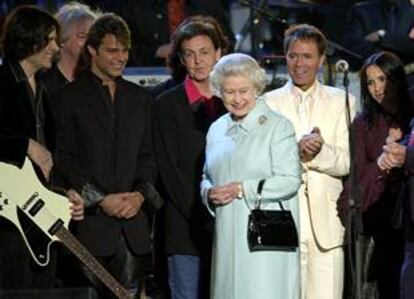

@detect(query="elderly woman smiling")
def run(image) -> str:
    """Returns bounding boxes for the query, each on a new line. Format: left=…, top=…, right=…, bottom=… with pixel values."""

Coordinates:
left=201, top=53, right=301, bottom=299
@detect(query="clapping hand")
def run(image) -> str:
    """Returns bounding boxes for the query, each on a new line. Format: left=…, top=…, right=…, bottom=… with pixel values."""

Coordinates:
left=299, top=127, right=324, bottom=162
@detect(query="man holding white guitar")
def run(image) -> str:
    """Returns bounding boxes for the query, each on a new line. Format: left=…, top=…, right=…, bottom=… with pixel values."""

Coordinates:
left=0, top=5, right=84, bottom=290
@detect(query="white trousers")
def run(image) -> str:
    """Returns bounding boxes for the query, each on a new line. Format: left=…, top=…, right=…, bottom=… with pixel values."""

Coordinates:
left=300, top=198, right=344, bottom=299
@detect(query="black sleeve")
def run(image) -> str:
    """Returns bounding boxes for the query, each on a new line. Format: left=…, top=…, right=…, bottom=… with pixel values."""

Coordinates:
left=0, top=78, right=30, bottom=167
left=132, top=93, right=163, bottom=210
left=52, top=91, right=90, bottom=192
left=153, top=93, right=196, bottom=219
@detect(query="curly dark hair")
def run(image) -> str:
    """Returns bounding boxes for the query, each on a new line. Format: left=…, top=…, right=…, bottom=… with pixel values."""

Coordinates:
left=360, top=51, right=414, bottom=133
left=0, top=5, right=60, bottom=62
left=168, top=15, right=229, bottom=82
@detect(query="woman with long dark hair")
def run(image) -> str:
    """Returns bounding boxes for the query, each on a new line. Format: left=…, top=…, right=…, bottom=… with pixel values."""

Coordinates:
left=338, top=51, right=414, bottom=299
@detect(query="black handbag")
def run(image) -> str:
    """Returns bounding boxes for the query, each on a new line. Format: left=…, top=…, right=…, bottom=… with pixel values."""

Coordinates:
left=247, top=179, right=299, bottom=252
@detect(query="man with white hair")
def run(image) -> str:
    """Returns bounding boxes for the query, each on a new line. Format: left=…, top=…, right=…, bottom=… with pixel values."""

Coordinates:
left=43, top=1, right=98, bottom=92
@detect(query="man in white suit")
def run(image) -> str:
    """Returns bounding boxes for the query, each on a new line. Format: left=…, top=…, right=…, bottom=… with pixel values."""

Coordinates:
left=265, top=24, right=356, bottom=299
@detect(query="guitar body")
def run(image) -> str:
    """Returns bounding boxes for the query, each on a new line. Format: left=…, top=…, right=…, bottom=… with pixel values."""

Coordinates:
left=0, top=158, right=132, bottom=298
left=0, top=157, right=71, bottom=266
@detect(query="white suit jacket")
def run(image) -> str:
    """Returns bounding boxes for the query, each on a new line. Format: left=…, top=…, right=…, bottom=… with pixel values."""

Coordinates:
left=265, top=80, right=356, bottom=249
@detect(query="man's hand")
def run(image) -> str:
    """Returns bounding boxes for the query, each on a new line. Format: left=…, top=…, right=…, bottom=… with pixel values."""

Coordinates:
left=66, top=189, right=84, bottom=221
left=115, top=192, right=145, bottom=219
left=365, top=30, right=382, bottom=42
left=299, top=127, right=324, bottom=162
left=99, top=193, right=132, bottom=217
left=27, top=139, right=53, bottom=181
left=409, top=27, right=414, bottom=39
left=208, top=182, right=242, bottom=205
left=155, top=43, right=172, bottom=59
left=99, top=192, right=145, bottom=219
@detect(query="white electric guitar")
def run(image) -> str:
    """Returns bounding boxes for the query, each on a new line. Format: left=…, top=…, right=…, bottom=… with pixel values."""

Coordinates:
left=0, top=158, right=131, bottom=299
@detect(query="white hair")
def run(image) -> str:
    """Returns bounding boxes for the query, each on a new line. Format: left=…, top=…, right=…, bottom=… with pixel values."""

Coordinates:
left=209, top=53, right=267, bottom=97
left=55, top=1, right=99, bottom=42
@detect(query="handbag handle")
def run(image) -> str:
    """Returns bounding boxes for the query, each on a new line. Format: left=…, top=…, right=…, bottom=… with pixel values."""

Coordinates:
left=256, top=179, right=285, bottom=211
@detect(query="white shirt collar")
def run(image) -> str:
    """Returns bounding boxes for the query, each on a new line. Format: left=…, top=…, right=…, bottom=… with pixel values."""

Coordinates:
left=288, top=79, right=319, bottom=101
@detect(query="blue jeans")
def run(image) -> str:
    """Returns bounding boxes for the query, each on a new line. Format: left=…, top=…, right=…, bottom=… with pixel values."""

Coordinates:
left=168, top=255, right=201, bottom=299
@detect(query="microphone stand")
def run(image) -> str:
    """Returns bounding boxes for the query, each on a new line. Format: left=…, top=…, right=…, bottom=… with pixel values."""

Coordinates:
left=238, top=0, right=363, bottom=87
left=235, top=0, right=269, bottom=56
left=237, top=0, right=363, bottom=61
left=343, top=68, right=364, bottom=299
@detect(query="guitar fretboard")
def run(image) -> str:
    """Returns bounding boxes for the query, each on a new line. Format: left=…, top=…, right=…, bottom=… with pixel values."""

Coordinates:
left=55, top=226, right=131, bottom=299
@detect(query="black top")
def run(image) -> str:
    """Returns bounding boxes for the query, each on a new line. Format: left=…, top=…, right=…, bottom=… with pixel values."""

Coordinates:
left=0, top=60, right=49, bottom=230
left=40, top=64, right=71, bottom=155
left=0, top=60, right=47, bottom=166
left=42, top=64, right=69, bottom=96
left=154, top=84, right=226, bottom=254
left=53, top=70, right=158, bottom=255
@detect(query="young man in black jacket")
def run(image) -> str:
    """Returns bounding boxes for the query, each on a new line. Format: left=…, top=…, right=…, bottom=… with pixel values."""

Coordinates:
left=52, top=13, right=161, bottom=298
left=0, top=5, right=83, bottom=289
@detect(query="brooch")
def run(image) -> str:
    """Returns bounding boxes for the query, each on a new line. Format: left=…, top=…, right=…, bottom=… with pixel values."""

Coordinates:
left=258, top=115, right=268, bottom=125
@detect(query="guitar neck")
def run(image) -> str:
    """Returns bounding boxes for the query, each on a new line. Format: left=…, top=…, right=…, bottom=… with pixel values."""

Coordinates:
left=55, top=226, right=131, bottom=299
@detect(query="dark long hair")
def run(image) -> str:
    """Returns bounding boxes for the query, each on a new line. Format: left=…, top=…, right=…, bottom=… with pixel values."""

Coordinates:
left=360, top=51, right=414, bottom=133
left=0, top=5, right=60, bottom=62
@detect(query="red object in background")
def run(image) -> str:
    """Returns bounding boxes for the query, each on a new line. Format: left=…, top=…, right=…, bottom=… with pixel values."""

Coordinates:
left=168, top=0, right=185, bottom=35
